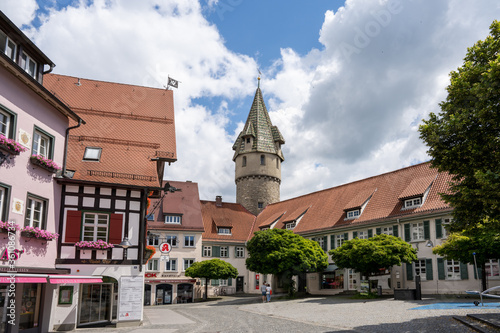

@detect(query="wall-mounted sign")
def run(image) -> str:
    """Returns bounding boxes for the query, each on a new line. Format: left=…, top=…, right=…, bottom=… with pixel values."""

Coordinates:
left=159, top=242, right=171, bottom=254
left=0, top=249, right=24, bottom=261
left=11, top=198, right=24, bottom=215
left=145, top=273, right=157, bottom=278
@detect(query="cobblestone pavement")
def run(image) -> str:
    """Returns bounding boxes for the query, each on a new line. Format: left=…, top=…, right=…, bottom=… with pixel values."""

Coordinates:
left=70, top=295, right=499, bottom=332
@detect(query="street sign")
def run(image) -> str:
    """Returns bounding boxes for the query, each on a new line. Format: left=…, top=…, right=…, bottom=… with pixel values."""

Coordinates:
left=161, top=255, right=170, bottom=262
left=159, top=242, right=171, bottom=254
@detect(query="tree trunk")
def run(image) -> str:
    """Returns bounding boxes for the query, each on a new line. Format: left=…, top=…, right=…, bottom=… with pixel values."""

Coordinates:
left=204, top=277, right=208, bottom=300
left=481, top=262, right=487, bottom=292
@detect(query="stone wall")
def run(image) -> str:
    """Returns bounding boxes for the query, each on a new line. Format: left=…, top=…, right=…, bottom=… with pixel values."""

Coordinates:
left=236, top=175, right=280, bottom=215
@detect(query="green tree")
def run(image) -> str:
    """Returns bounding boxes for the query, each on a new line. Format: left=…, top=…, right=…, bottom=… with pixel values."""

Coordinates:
left=329, top=234, right=417, bottom=280
left=246, top=229, right=328, bottom=296
left=432, top=220, right=500, bottom=291
left=419, top=20, right=500, bottom=232
left=185, top=259, right=238, bottom=299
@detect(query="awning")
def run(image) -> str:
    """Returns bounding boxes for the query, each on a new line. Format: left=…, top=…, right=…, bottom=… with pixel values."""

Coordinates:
left=48, top=275, right=103, bottom=284
left=324, top=264, right=339, bottom=272
left=0, top=273, right=48, bottom=283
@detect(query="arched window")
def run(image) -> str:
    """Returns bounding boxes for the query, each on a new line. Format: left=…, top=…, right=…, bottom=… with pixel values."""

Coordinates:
left=242, top=156, right=247, bottom=167
left=260, top=155, right=265, bottom=165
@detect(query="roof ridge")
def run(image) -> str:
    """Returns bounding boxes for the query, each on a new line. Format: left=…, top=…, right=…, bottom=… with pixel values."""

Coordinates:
left=47, top=73, right=170, bottom=91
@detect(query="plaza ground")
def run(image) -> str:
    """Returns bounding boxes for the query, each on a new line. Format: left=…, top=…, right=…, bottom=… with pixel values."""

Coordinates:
left=68, top=294, right=500, bottom=332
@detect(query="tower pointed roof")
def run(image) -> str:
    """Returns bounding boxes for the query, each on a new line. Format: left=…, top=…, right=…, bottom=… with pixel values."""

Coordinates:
left=233, top=79, right=285, bottom=161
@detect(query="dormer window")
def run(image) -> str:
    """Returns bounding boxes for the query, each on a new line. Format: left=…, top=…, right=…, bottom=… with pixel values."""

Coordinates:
left=285, top=222, right=296, bottom=230
left=346, top=209, right=360, bottom=219
left=0, top=30, right=17, bottom=61
left=165, top=215, right=181, bottom=224
left=83, top=147, right=102, bottom=161
left=217, top=227, right=231, bottom=235
left=21, top=52, right=37, bottom=79
left=404, top=197, right=422, bottom=209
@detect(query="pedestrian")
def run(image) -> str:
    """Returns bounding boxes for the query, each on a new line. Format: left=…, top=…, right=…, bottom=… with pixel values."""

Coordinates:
left=261, top=281, right=267, bottom=303
left=266, top=283, right=272, bottom=302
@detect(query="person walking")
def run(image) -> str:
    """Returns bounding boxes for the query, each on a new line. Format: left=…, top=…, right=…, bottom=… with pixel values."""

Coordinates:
left=261, top=281, right=267, bottom=303
left=266, top=283, right=272, bottom=302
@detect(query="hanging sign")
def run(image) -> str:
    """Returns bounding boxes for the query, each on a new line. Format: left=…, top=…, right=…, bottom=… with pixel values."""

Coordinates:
left=159, top=242, right=171, bottom=254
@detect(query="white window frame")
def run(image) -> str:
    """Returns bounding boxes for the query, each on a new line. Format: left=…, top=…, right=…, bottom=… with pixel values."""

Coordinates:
left=83, top=147, right=102, bottom=161
left=217, top=227, right=231, bottom=235
left=442, top=218, right=451, bottom=238
left=165, top=235, right=178, bottom=247
left=235, top=246, right=245, bottom=258
left=411, top=222, right=424, bottom=241
left=0, top=186, right=5, bottom=221
left=446, top=259, right=461, bottom=280
left=147, top=258, right=159, bottom=271
left=165, top=258, right=177, bottom=272
left=486, top=259, right=499, bottom=278
left=414, top=259, right=427, bottom=281
left=404, top=197, right=422, bottom=209
left=0, top=109, right=11, bottom=137
left=0, top=30, right=17, bottom=61
left=382, top=226, right=393, bottom=235
left=219, top=279, right=228, bottom=286
left=285, top=222, right=296, bottom=230
left=21, top=51, right=37, bottom=78
left=358, top=231, right=368, bottom=240
left=82, top=212, right=109, bottom=242
left=336, top=234, right=345, bottom=248
left=148, top=234, right=160, bottom=246
left=184, top=235, right=195, bottom=247
left=203, top=246, right=212, bottom=257
left=183, top=259, right=194, bottom=271
left=32, top=130, right=50, bottom=158
left=313, top=237, right=324, bottom=249
left=220, top=246, right=228, bottom=258
left=346, top=209, right=360, bottom=219
left=165, top=215, right=181, bottom=224
left=25, top=196, right=46, bottom=229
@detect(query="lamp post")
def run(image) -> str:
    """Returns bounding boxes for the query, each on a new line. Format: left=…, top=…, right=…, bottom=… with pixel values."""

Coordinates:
left=120, top=237, right=132, bottom=260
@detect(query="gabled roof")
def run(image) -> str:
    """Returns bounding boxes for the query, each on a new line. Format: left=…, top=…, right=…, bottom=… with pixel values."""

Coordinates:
left=398, top=174, right=436, bottom=199
left=148, top=181, right=204, bottom=232
left=254, top=162, right=453, bottom=235
left=201, top=200, right=256, bottom=243
left=44, top=74, right=176, bottom=187
left=232, top=81, right=285, bottom=161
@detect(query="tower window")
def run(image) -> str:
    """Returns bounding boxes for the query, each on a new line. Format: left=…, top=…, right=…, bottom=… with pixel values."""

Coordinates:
left=246, top=138, right=250, bottom=143
left=258, top=202, right=264, bottom=209
left=260, top=155, right=265, bottom=165
left=276, top=158, right=279, bottom=169
left=242, top=156, right=247, bottom=167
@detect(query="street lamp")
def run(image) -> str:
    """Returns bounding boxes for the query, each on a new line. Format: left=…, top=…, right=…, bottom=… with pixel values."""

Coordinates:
left=120, top=237, right=132, bottom=260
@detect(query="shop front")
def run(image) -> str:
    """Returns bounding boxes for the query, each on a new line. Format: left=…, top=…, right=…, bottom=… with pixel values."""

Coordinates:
left=144, top=279, right=196, bottom=305
left=320, top=265, right=344, bottom=290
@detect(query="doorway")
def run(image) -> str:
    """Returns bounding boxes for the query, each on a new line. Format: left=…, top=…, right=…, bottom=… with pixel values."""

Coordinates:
left=236, top=277, right=244, bottom=292
left=155, top=284, right=172, bottom=305
left=144, top=284, right=151, bottom=306
left=78, top=284, right=112, bottom=326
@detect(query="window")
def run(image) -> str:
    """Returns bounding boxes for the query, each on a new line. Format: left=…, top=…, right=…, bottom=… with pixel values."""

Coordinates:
left=165, top=258, right=177, bottom=271
left=313, top=237, right=325, bottom=249
left=21, top=52, right=37, bottom=79
left=346, top=210, right=360, bottom=219
left=336, top=234, right=345, bottom=248
left=0, top=30, right=17, bottom=61
left=285, top=222, right=296, bottom=230
left=358, top=231, right=368, bottom=239
left=217, top=227, right=231, bottom=235
left=219, top=279, right=228, bottom=286
left=146, top=214, right=155, bottom=221
left=260, top=155, right=265, bottom=165
left=0, top=185, right=9, bottom=221
left=25, top=195, right=47, bottom=229
left=83, top=147, right=102, bottom=161
left=246, top=138, right=250, bottom=144
left=261, top=227, right=269, bottom=231
left=220, top=246, right=228, bottom=258
left=165, top=235, right=177, bottom=247
left=235, top=246, right=245, bottom=258
left=183, top=259, right=194, bottom=271
left=276, top=158, right=279, bottom=169
left=203, top=246, right=212, bottom=257
left=486, top=259, right=499, bottom=278
left=82, top=213, right=108, bottom=242
left=148, top=234, right=160, bottom=246
left=147, top=259, right=159, bottom=271
left=165, top=215, right=181, bottom=224
left=0, top=109, right=11, bottom=137
left=414, top=259, right=427, bottom=281
left=184, top=235, right=195, bottom=247
left=404, top=197, right=422, bottom=209
left=242, top=156, right=246, bottom=167
left=442, top=218, right=451, bottom=238
left=32, top=128, right=54, bottom=159
left=411, top=222, right=424, bottom=241
left=446, top=259, right=461, bottom=280
left=381, top=226, right=393, bottom=235
left=258, top=202, right=264, bottom=209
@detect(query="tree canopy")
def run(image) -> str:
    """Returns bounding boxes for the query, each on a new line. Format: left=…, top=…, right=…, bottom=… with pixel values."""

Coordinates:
left=329, top=234, right=417, bottom=278
left=246, top=229, right=328, bottom=295
left=419, top=20, right=500, bottom=232
left=185, top=259, right=238, bottom=299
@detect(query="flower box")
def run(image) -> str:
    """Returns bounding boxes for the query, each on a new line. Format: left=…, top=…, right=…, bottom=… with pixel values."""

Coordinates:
left=0, top=221, right=21, bottom=233
left=20, top=228, right=59, bottom=241
left=75, top=240, right=114, bottom=250
left=30, top=155, right=61, bottom=173
left=144, top=245, right=156, bottom=262
left=0, top=135, right=27, bottom=156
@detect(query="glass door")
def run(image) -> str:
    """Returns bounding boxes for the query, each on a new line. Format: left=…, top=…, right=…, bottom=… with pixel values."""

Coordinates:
left=19, top=283, right=42, bottom=332
left=348, top=269, right=359, bottom=290
left=79, top=284, right=112, bottom=326
left=0, top=285, right=8, bottom=333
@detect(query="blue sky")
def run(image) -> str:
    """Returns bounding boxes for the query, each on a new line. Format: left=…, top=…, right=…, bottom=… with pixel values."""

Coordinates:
left=2, top=0, right=500, bottom=202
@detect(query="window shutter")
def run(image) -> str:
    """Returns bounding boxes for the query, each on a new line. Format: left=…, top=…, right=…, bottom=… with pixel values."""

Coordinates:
left=437, top=258, right=445, bottom=280
left=228, top=278, right=232, bottom=286
left=406, top=263, right=413, bottom=281
left=322, top=236, right=328, bottom=251
left=376, top=228, right=381, bottom=235
left=425, top=258, right=433, bottom=281
left=213, top=246, right=220, bottom=258
left=435, top=219, right=442, bottom=239
left=352, top=231, right=358, bottom=239
left=330, top=235, right=335, bottom=250
left=460, top=262, right=469, bottom=280
left=393, top=225, right=398, bottom=238
left=404, top=224, right=411, bottom=242
left=65, top=210, right=82, bottom=243
left=423, top=220, right=430, bottom=240
left=368, top=229, right=373, bottom=238
left=344, top=233, right=349, bottom=241
left=109, top=214, right=123, bottom=244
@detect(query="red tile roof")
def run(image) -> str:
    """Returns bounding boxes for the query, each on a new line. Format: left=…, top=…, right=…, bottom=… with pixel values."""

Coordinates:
left=201, top=200, right=256, bottom=243
left=148, top=181, right=204, bottom=232
left=43, top=74, right=176, bottom=187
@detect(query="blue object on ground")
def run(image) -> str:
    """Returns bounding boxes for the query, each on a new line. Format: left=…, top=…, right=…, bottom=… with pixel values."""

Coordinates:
left=410, top=302, right=500, bottom=310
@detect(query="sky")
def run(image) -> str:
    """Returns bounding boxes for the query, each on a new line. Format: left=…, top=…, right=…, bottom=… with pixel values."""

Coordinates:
left=1, top=0, right=499, bottom=203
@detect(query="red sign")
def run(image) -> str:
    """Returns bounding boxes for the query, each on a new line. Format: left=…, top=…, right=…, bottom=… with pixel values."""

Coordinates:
left=159, top=242, right=171, bottom=254
left=145, top=273, right=157, bottom=278
left=256, top=274, right=259, bottom=280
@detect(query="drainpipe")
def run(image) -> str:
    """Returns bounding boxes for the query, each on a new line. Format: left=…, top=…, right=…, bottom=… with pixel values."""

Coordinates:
left=62, top=119, right=83, bottom=177
left=43, top=64, right=55, bottom=75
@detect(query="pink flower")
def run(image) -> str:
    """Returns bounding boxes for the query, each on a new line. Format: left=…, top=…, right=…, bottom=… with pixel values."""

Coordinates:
left=0, top=135, right=27, bottom=153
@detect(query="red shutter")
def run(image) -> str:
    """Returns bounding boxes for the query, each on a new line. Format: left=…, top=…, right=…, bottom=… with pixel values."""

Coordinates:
left=65, top=210, right=82, bottom=243
left=109, top=214, right=123, bottom=244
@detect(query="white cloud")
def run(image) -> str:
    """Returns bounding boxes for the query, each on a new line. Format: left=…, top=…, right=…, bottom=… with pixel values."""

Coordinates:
left=1, top=0, right=38, bottom=27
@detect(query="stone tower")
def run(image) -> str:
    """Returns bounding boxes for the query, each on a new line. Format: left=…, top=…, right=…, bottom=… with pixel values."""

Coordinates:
left=233, top=78, right=285, bottom=215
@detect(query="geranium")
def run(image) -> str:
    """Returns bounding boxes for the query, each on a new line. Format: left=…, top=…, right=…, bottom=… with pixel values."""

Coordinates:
left=145, top=245, right=156, bottom=263
left=0, top=221, right=21, bottom=232
left=21, top=226, right=59, bottom=240
left=0, top=134, right=27, bottom=153
left=75, top=240, right=114, bottom=249
left=30, top=155, right=61, bottom=171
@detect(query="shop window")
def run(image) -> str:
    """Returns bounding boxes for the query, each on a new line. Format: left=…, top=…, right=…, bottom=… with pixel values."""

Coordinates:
left=24, top=194, right=47, bottom=229
left=321, top=271, right=344, bottom=290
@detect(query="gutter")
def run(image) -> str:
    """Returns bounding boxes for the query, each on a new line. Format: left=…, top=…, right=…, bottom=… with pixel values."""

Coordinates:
left=62, top=119, right=84, bottom=177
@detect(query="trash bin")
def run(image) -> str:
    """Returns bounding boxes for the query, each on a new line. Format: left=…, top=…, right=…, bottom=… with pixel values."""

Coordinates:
left=377, top=285, right=382, bottom=296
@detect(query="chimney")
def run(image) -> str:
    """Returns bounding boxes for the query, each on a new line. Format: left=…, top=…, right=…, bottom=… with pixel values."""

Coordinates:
left=215, top=196, right=222, bottom=207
